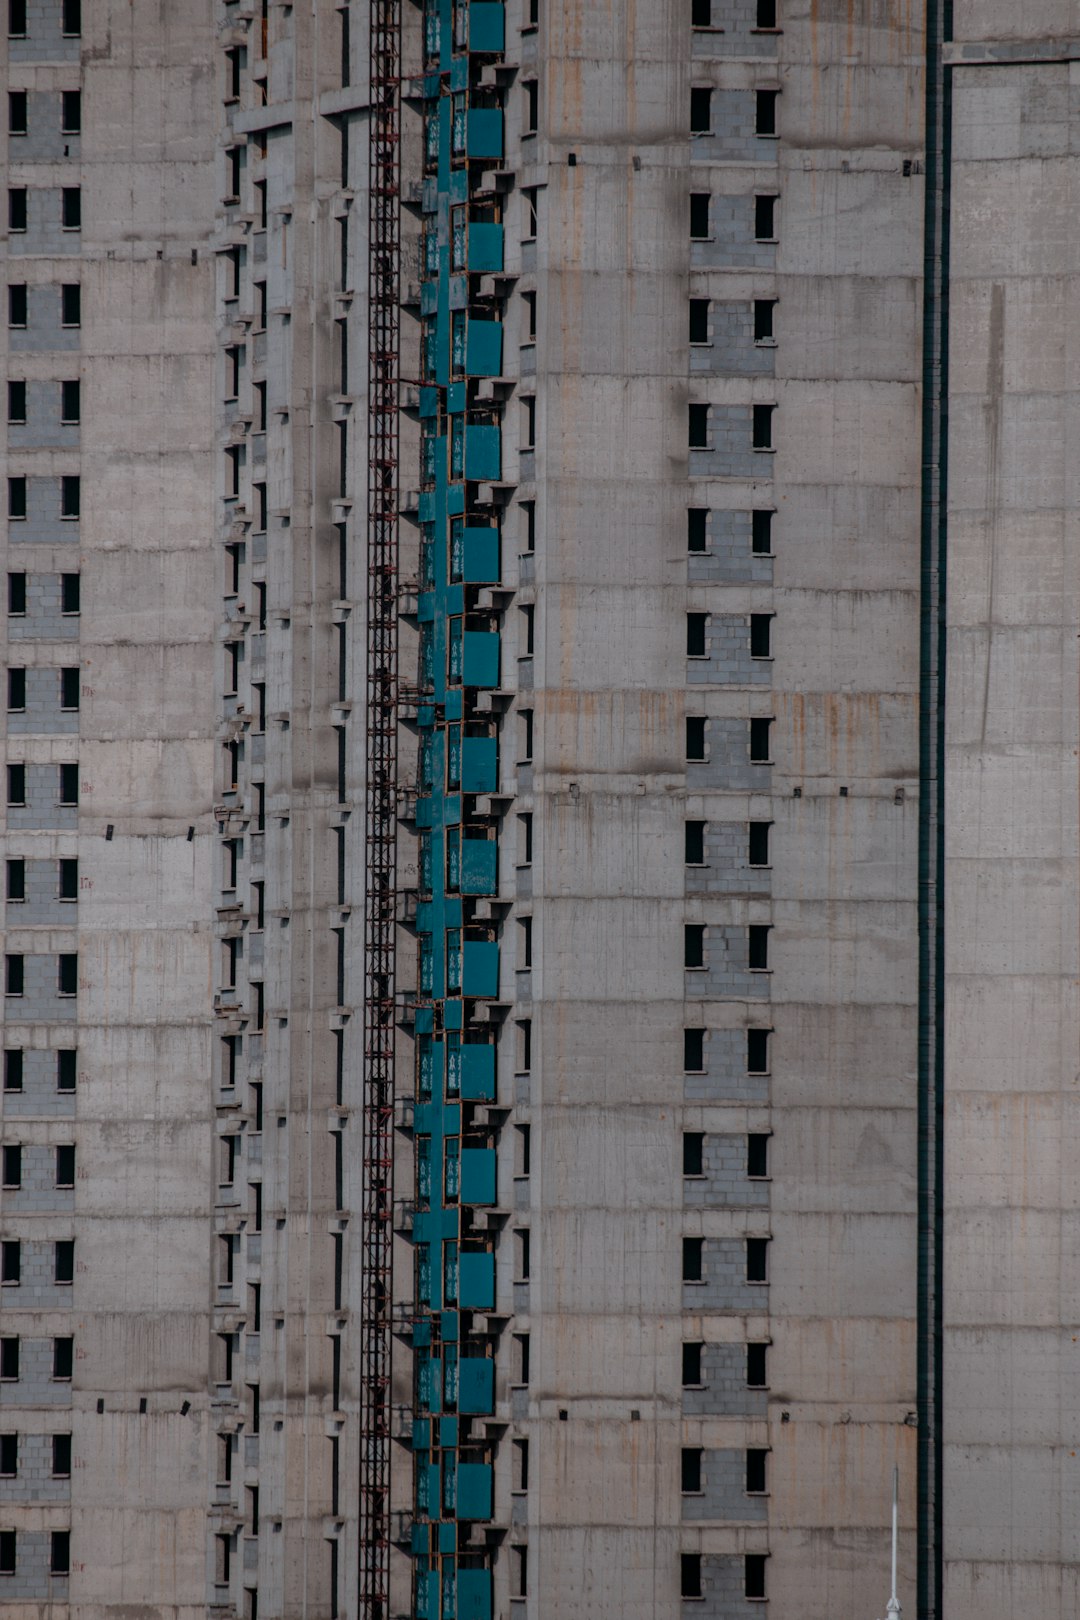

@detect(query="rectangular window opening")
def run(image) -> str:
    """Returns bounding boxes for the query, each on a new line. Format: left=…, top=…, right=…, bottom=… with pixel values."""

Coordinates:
left=746, top=1236, right=769, bottom=1283
left=687, top=613, right=707, bottom=659
left=688, top=403, right=709, bottom=450
left=748, top=924, right=770, bottom=972
left=61, top=187, right=81, bottom=231
left=685, top=820, right=705, bottom=865
left=683, top=1028, right=704, bottom=1074
left=61, top=90, right=81, bottom=133
left=754, top=194, right=777, bottom=241
left=755, top=89, right=779, bottom=136
left=687, top=508, right=707, bottom=553
left=7, top=572, right=25, bottom=615
left=681, top=1553, right=702, bottom=1600
left=684, top=924, right=705, bottom=970
left=750, top=613, right=772, bottom=658
left=682, top=1236, right=704, bottom=1283
left=690, top=86, right=712, bottom=134
left=746, top=1027, right=770, bottom=1075
left=749, top=717, right=773, bottom=763
left=690, top=192, right=710, bottom=241
left=754, top=298, right=777, bottom=343
left=686, top=716, right=707, bottom=762
left=681, top=1447, right=703, bottom=1493
left=683, top=1132, right=705, bottom=1178
left=682, top=1342, right=703, bottom=1387
left=7, top=90, right=26, bottom=135
left=689, top=298, right=710, bottom=345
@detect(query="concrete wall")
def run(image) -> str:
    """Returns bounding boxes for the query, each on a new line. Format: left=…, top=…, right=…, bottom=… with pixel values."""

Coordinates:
left=0, top=4, right=218, bottom=1615
left=942, top=20, right=1080, bottom=1620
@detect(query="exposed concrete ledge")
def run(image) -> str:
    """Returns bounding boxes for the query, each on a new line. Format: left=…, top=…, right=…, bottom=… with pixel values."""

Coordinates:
left=944, top=37, right=1080, bottom=65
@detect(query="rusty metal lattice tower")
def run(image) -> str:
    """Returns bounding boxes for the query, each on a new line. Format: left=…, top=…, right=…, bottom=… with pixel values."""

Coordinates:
left=360, top=0, right=400, bottom=1614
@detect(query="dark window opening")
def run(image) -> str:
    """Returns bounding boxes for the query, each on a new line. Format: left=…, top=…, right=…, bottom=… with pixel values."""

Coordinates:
left=746, top=1237, right=769, bottom=1283
left=8, top=477, right=26, bottom=520
left=692, top=0, right=711, bottom=25
left=8, top=187, right=27, bottom=232
left=53, top=1336, right=73, bottom=1378
left=681, top=1554, right=702, bottom=1599
left=524, top=79, right=538, bottom=134
left=59, top=762, right=79, bottom=805
left=61, top=284, right=81, bottom=327
left=7, top=380, right=25, bottom=422
left=57, top=1049, right=76, bottom=1092
left=682, top=1237, right=704, bottom=1282
left=61, top=666, right=80, bottom=708
left=8, top=0, right=26, bottom=36
left=62, top=0, right=81, bottom=34
left=0, top=1529, right=14, bottom=1575
left=60, top=856, right=78, bottom=901
left=754, top=298, right=777, bottom=342
left=61, top=475, right=80, bottom=518
left=6, top=859, right=24, bottom=901
left=746, top=1448, right=768, bottom=1494
left=747, top=1028, right=770, bottom=1075
left=747, top=1342, right=768, bottom=1387
left=749, top=717, right=772, bottom=762
left=747, top=1133, right=770, bottom=1178
left=687, top=508, right=707, bottom=553
left=752, top=510, right=773, bottom=555
left=685, top=820, right=705, bottom=865
left=750, top=613, right=772, bottom=658
left=61, top=379, right=80, bottom=422
left=7, top=765, right=25, bottom=806
left=51, top=1530, right=70, bottom=1576
left=756, top=89, right=778, bottom=136
left=689, top=298, right=709, bottom=345
left=683, top=1028, right=704, bottom=1073
left=8, top=284, right=27, bottom=328
left=58, top=952, right=78, bottom=995
left=53, top=1433, right=72, bottom=1477
left=56, top=1144, right=75, bottom=1187
left=61, top=90, right=81, bottom=134
left=690, top=192, right=710, bottom=240
left=61, top=573, right=80, bottom=615
left=7, top=572, right=26, bottom=614
left=5, top=956, right=23, bottom=999
left=2, top=1144, right=21, bottom=1188
left=690, top=87, right=711, bottom=134
left=688, top=403, right=709, bottom=449
left=4, top=1050, right=23, bottom=1093
left=681, top=1447, right=703, bottom=1493
left=754, top=194, right=777, bottom=241
left=8, top=91, right=26, bottom=135
left=683, top=1132, right=704, bottom=1177
left=0, top=1434, right=15, bottom=1475
left=61, top=187, right=81, bottom=230
left=748, top=925, right=770, bottom=971
left=752, top=404, right=775, bottom=450
left=1, top=1240, right=21, bottom=1283
left=745, top=1554, right=767, bottom=1600
left=0, top=1337, right=20, bottom=1379
left=682, top=1342, right=703, bottom=1386
left=684, top=924, right=705, bottom=969
left=54, top=1240, right=74, bottom=1284
left=687, top=613, right=707, bottom=658
left=686, top=716, right=707, bottom=761
left=756, top=0, right=778, bottom=25
left=748, top=821, right=770, bottom=867
left=7, top=668, right=25, bottom=710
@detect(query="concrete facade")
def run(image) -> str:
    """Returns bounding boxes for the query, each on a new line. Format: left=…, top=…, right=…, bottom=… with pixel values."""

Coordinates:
left=0, top=5, right=1073, bottom=1620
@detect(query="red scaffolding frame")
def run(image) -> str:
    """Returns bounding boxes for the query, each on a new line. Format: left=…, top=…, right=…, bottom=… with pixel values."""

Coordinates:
left=360, top=1, right=400, bottom=1615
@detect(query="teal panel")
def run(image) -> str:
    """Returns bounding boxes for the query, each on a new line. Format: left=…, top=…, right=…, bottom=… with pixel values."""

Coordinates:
left=461, top=736, right=497, bottom=793
left=462, top=631, right=500, bottom=688
left=459, top=1251, right=495, bottom=1309
left=458, top=1356, right=495, bottom=1414
left=458, top=1569, right=493, bottom=1620
left=466, top=109, right=503, bottom=160
left=461, top=838, right=497, bottom=895
left=469, top=1, right=504, bottom=51
left=461, top=1148, right=496, bottom=1206
left=466, top=319, right=503, bottom=377
left=464, top=423, right=501, bottom=482
left=462, top=940, right=499, bottom=998
left=462, top=526, right=499, bottom=582
left=459, top=1043, right=495, bottom=1100
left=456, top=1463, right=493, bottom=1520
left=468, top=222, right=503, bottom=272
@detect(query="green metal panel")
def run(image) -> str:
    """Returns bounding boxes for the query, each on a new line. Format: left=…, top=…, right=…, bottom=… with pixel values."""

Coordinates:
left=462, top=631, right=499, bottom=688
left=462, top=526, right=499, bottom=582
left=468, top=222, right=503, bottom=272
left=459, top=1044, right=495, bottom=1100
left=466, top=319, right=502, bottom=377
left=458, top=1251, right=495, bottom=1309
left=464, top=422, right=501, bottom=482
left=469, top=2, right=504, bottom=52
left=461, top=838, right=497, bottom=894
left=466, top=108, right=503, bottom=160
left=460, top=1147, right=496, bottom=1206
left=461, top=736, right=497, bottom=792
left=462, top=940, right=498, bottom=997
left=455, top=1463, right=493, bottom=1520
left=457, top=1570, right=492, bottom=1620
left=458, top=1357, right=495, bottom=1414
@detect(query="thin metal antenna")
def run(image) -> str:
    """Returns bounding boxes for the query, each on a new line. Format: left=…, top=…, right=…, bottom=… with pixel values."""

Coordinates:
left=879, top=1465, right=901, bottom=1619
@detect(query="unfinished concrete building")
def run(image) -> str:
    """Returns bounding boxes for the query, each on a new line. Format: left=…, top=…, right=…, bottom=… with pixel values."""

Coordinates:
left=0, top=4, right=1076, bottom=1620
